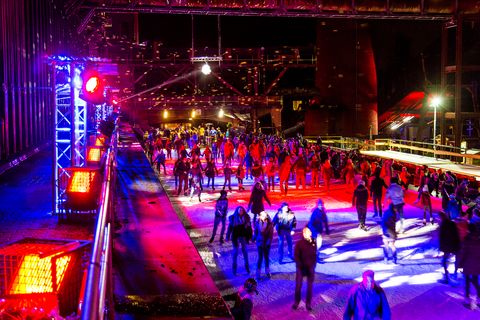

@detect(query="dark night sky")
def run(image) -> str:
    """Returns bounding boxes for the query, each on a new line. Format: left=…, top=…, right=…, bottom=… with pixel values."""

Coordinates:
left=138, top=15, right=467, bottom=114
left=140, top=15, right=317, bottom=48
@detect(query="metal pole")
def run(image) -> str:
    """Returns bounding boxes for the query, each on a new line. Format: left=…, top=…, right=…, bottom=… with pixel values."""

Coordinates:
left=433, top=105, right=437, bottom=156
left=454, top=14, right=463, bottom=148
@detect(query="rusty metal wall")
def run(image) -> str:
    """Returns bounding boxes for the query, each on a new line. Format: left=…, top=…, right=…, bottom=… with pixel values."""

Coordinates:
left=0, top=0, right=66, bottom=161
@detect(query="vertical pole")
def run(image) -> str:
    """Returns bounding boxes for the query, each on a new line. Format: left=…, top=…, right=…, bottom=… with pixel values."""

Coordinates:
left=133, top=12, right=139, bottom=45
left=433, top=105, right=437, bottom=156
left=191, top=15, right=195, bottom=60
left=1, top=0, right=10, bottom=158
left=454, top=14, right=463, bottom=148
left=440, top=23, right=447, bottom=145
left=70, top=63, right=76, bottom=167
left=52, top=62, right=57, bottom=215
left=217, top=15, right=221, bottom=61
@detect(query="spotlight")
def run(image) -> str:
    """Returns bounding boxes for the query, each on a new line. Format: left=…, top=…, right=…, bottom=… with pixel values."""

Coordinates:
left=163, top=110, right=168, bottom=119
left=201, top=63, right=211, bottom=75
left=218, top=108, right=224, bottom=118
left=65, top=168, right=101, bottom=211
left=191, top=110, right=196, bottom=118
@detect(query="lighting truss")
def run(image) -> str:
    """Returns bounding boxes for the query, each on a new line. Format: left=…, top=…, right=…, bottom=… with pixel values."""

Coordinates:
left=53, top=60, right=88, bottom=215
left=190, top=56, right=223, bottom=63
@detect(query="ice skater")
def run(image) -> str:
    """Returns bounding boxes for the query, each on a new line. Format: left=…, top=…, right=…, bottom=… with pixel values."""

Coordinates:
left=307, top=199, right=330, bottom=261
left=253, top=211, right=274, bottom=279
left=292, top=227, right=317, bottom=312
left=226, top=206, right=252, bottom=276
left=209, top=190, right=228, bottom=244
left=273, top=202, right=297, bottom=264
left=343, top=270, right=391, bottom=320
left=381, top=204, right=398, bottom=264
left=352, top=180, right=369, bottom=231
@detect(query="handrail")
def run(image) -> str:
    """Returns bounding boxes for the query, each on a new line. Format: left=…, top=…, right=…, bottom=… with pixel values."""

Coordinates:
left=80, top=129, right=117, bottom=320
left=304, top=136, right=480, bottom=163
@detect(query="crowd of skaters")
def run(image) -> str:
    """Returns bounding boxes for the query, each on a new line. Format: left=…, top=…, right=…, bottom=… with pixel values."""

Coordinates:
left=139, top=123, right=480, bottom=317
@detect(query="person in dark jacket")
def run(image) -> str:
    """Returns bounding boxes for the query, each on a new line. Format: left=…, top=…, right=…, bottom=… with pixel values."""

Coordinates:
left=209, top=190, right=228, bottom=244
left=292, top=227, right=317, bottom=312
left=439, top=211, right=461, bottom=283
left=247, top=181, right=271, bottom=224
left=382, top=204, right=398, bottom=264
left=205, top=158, right=218, bottom=191
left=353, top=180, right=369, bottom=231
left=226, top=206, right=252, bottom=276
left=273, top=202, right=297, bottom=264
left=370, top=167, right=388, bottom=218
left=153, top=148, right=167, bottom=174
left=307, top=199, right=330, bottom=253
left=229, top=277, right=258, bottom=320
left=457, top=226, right=480, bottom=310
left=253, top=211, right=274, bottom=279
left=441, top=177, right=456, bottom=212
left=176, top=156, right=190, bottom=196
left=343, top=270, right=391, bottom=320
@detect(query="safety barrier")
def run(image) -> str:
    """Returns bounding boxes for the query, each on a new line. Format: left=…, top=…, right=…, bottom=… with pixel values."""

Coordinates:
left=305, top=136, right=480, bottom=164
left=80, top=130, right=117, bottom=320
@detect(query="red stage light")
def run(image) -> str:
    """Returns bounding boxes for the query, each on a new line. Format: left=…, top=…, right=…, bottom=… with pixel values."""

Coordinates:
left=85, top=76, right=100, bottom=93
left=0, top=238, right=90, bottom=317
left=80, top=71, right=105, bottom=105
left=65, top=168, right=101, bottom=210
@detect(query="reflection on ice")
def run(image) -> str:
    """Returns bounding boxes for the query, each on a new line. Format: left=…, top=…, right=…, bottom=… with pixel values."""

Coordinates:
left=395, top=236, right=431, bottom=248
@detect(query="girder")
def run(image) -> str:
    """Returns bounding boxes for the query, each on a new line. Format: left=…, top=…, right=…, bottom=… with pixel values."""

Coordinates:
left=77, top=0, right=480, bottom=21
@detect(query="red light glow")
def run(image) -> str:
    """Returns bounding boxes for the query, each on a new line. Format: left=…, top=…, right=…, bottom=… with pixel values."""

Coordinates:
left=67, top=171, right=97, bottom=193
left=85, top=76, right=100, bottom=93
left=87, top=148, right=101, bottom=162
left=10, top=255, right=71, bottom=294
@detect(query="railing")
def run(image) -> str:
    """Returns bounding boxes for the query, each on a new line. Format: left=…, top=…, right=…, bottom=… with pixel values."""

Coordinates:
left=80, top=130, right=117, bottom=320
left=305, top=136, right=365, bottom=151
left=305, top=136, right=480, bottom=164
left=373, top=139, right=480, bottom=164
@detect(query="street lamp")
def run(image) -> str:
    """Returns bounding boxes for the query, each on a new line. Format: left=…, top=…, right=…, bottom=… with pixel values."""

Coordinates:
left=429, top=95, right=443, bottom=152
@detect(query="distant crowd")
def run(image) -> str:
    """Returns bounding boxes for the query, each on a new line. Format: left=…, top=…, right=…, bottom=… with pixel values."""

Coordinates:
left=138, top=123, right=480, bottom=317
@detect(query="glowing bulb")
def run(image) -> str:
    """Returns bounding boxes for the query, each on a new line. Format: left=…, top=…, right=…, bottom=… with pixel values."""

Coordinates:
left=85, top=76, right=99, bottom=93
left=163, top=110, right=168, bottom=119
left=430, top=95, right=442, bottom=108
left=218, top=108, right=224, bottom=118
left=201, top=63, right=211, bottom=75
left=191, top=110, right=196, bottom=118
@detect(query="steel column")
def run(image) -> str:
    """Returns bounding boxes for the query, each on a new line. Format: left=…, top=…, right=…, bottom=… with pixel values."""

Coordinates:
left=454, top=14, right=463, bottom=148
left=440, top=23, right=447, bottom=145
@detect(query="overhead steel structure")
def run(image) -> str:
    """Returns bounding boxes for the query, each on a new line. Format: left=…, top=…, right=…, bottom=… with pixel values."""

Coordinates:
left=74, top=0, right=477, bottom=21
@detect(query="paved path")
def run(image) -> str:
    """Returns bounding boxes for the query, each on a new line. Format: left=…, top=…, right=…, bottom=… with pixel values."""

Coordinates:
left=113, top=128, right=230, bottom=319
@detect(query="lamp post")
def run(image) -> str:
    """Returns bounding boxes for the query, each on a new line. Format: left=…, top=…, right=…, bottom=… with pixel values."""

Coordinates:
left=430, top=95, right=442, bottom=153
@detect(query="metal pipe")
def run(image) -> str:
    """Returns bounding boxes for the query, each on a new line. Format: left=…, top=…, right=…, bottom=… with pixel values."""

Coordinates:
left=78, top=5, right=453, bottom=20
left=98, top=223, right=111, bottom=320
left=1, top=0, right=10, bottom=158
left=81, top=130, right=117, bottom=320
left=454, top=14, right=463, bottom=148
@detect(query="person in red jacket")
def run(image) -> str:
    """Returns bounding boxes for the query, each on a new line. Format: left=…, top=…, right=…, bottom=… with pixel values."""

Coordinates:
left=279, top=154, right=292, bottom=196
left=224, top=138, right=235, bottom=166
left=265, top=157, right=277, bottom=192
left=321, top=159, right=334, bottom=192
